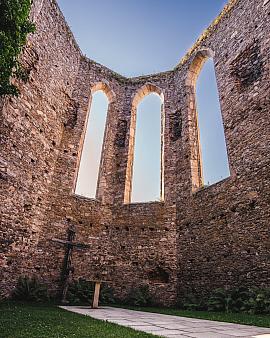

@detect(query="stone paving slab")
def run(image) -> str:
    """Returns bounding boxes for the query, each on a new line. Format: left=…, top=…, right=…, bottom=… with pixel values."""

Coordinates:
left=60, top=306, right=270, bottom=338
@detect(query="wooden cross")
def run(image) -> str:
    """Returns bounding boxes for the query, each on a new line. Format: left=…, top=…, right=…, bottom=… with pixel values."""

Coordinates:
left=52, top=225, right=98, bottom=304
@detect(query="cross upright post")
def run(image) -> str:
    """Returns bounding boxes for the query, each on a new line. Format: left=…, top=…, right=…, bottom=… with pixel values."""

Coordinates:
left=51, top=225, right=97, bottom=304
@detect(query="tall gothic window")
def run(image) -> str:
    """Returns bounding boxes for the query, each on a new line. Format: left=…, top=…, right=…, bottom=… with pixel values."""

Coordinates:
left=196, top=58, right=230, bottom=186
left=75, top=90, right=109, bottom=198
left=130, top=93, right=163, bottom=202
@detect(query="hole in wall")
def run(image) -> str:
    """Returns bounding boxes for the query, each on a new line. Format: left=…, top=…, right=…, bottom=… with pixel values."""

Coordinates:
left=114, top=119, right=128, bottom=148
left=170, top=109, right=182, bottom=141
left=230, top=42, right=263, bottom=89
left=148, top=267, right=170, bottom=283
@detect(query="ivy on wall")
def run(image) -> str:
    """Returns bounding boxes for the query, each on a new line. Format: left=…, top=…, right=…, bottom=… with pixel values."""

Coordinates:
left=0, top=0, right=35, bottom=96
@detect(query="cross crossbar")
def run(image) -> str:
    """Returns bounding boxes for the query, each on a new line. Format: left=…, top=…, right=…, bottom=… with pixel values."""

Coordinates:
left=52, top=238, right=93, bottom=249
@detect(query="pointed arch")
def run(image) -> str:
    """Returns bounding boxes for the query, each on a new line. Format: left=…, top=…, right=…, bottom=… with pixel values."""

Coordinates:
left=186, top=49, right=215, bottom=87
left=74, top=82, right=115, bottom=199
left=91, top=81, right=116, bottom=103
left=132, top=83, right=164, bottom=107
left=186, top=49, right=230, bottom=190
left=124, top=83, right=165, bottom=203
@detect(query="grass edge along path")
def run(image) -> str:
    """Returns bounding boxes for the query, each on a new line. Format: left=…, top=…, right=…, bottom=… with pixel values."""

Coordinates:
left=0, top=302, right=158, bottom=338
left=115, top=305, right=270, bottom=328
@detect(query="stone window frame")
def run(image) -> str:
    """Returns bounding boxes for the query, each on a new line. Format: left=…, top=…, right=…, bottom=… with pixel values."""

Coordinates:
left=185, top=48, right=230, bottom=192
left=124, top=83, right=165, bottom=204
left=73, top=81, right=116, bottom=201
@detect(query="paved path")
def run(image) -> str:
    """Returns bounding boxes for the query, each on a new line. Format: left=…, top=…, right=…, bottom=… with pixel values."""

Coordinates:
left=60, top=306, right=270, bottom=338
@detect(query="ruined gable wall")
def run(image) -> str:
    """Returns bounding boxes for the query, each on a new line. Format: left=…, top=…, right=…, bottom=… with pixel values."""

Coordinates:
left=40, top=59, right=179, bottom=305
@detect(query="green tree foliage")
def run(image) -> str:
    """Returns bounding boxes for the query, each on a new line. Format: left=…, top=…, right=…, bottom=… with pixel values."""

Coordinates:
left=0, top=0, right=35, bottom=96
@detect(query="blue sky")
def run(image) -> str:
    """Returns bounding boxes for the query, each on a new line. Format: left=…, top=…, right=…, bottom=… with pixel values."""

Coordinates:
left=59, top=0, right=230, bottom=200
left=58, top=0, right=227, bottom=76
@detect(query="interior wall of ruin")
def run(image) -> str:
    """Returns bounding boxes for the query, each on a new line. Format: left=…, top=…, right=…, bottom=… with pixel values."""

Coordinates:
left=175, top=0, right=270, bottom=296
left=0, top=0, right=269, bottom=304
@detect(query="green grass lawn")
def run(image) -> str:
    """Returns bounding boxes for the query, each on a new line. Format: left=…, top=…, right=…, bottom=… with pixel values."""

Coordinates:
left=0, top=302, right=157, bottom=338
left=119, top=305, right=270, bottom=328
left=1, top=302, right=269, bottom=338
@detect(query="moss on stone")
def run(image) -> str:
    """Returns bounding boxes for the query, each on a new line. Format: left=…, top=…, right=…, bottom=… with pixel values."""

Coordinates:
left=176, top=0, right=240, bottom=68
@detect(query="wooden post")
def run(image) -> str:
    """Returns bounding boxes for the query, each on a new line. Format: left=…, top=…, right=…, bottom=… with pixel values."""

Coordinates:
left=92, top=282, right=101, bottom=309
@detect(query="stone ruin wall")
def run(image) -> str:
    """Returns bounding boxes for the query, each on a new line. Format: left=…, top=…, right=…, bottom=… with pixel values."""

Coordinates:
left=176, top=0, right=270, bottom=296
left=0, top=0, right=269, bottom=305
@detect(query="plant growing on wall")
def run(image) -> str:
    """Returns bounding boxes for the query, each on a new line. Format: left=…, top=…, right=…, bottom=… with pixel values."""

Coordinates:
left=66, top=279, right=116, bottom=305
left=0, top=0, right=35, bottom=96
left=125, top=285, right=153, bottom=307
left=179, top=287, right=270, bottom=315
left=12, top=276, right=49, bottom=302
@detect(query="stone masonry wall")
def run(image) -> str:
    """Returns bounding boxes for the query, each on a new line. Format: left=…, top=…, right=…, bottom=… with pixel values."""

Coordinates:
left=0, top=0, right=81, bottom=296
left=0, top=0, right=269, bottom=305
left=175, top=0, right=270, bottom=297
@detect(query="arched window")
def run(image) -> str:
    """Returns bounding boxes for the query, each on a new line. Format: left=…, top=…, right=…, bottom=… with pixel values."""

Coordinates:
left=187, top=50, right=230, bottom=189
left=125, top=84, right=164, bottom=203
left=196, top=58, right=230, bottom=186
left=75, top=90, right=109, bottom=198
